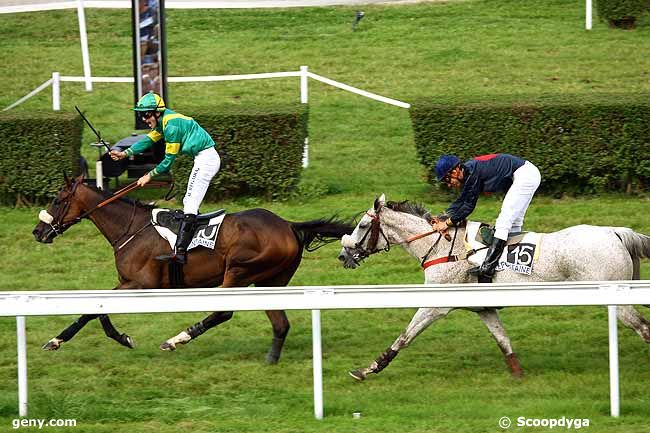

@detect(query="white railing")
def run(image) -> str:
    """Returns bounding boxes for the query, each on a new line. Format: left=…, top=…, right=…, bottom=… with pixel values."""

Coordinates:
left=2, top=280, right=650, bottom=419
left=3, top=66, right=410, bottom=112
left=2, top=66, right=410, bottom=171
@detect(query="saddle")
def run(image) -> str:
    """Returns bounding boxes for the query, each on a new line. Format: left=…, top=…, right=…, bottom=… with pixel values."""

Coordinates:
left=151, top=209, right=226, bottom=251
left=475, top=223, right=527, bottom=246
left=465, top=221, right=542, bottom=276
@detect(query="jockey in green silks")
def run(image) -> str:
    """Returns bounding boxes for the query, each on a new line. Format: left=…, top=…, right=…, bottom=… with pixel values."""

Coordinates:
left=110, top=91, right=221, bottom=264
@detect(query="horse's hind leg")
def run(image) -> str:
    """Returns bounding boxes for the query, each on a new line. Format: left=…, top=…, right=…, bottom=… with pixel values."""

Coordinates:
left=477, top=309, right=523, bottom=378
left=258, top=269, right=297, bottom=364
left=160, top=311, right=234, bottom=351
left=350, top=307, right=452, bottom=381
left=160, top=270, right=247, bottom=351
left=264, top=310, right=290, bottom=364
left=617, top=305, right=650, bottom=343
left=98, top=315, right=135, bottom=348
left=42, top=314, right=100, bottom=350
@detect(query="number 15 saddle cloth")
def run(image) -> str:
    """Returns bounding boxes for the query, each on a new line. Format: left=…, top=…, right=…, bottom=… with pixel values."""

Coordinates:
left=464, top=221, right=543, bottom=275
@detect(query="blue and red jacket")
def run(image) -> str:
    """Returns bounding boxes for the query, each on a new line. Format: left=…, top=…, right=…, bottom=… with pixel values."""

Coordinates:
left=446, top=153, right=525, bottom=225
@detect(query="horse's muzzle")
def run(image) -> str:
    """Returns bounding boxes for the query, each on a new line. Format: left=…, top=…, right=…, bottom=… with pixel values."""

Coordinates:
left=338, top=248, right=361, bottom=269
left=32, top=222, right=56, bottom=244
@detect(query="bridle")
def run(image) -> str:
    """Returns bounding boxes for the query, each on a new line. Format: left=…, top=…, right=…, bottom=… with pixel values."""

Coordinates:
left=348, top=209, right=391, bottom=261
left=40, top=179, right=141, bottom=239
left=42, top=177, right=85, bottom=236
left=345, top=204, right=468, bottom=269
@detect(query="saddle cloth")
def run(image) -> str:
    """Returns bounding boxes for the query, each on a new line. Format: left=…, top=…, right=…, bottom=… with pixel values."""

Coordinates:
left=152, top=209, right=226, bottom=251
left=464, top=221, right=543, bottom=275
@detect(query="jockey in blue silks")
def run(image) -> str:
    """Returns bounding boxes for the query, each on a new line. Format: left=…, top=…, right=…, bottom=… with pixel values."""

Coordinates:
left=432, top=153, right=541, bottom=280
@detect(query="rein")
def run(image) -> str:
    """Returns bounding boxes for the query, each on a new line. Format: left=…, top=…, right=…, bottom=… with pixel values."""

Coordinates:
left=77, top=181, right=140, bottom=221
left=46, top=180, right=141, bottom=235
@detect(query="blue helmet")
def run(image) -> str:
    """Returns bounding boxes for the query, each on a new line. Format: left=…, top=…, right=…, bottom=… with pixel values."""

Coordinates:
left=435, top=155, right=461, bottom=181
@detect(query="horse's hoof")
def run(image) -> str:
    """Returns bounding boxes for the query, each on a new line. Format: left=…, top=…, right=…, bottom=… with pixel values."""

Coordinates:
left=266, top=353, right=280, bottom=364
left=42, top=338, right=62, bottom=351
left=506, top=353, right=524, bottom=378
left=120, top=334, right=135, bottom=349
left=349, top=369, right=366, bottom=381
left=160, top=341, right=176, bottom=351
left=641, top=328, right=650, bottom=344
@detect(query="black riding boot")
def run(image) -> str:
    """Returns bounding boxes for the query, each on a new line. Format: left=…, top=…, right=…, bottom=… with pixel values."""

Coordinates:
left=156, top=213, right=197, bottom=264
left=468, top=237, right=507, bottom=280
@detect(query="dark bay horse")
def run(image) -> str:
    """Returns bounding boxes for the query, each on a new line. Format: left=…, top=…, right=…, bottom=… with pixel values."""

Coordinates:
left=32, top=175, right=353, bottom=363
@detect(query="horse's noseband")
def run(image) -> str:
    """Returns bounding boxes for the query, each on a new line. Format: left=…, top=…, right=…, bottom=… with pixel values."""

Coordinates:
left=42, top=179, right=84, bottom=237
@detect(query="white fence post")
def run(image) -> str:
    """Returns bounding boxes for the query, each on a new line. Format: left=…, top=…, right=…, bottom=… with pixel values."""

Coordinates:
left=300, top=66, right=309, bottom=168
left=586, top=0, right=593, bottom=30
left=300, top=66, right=308, bottom=104
left=608, top=305, right=620, bottom=417
left=95, top=160, right=104, bottom=190
left=52, top=72, right=60, bottom=111
left=16, top=316, right=27, bottom=417
left=312, top=309, right=323, bottom=420
left=77, top=0, right=93, bottom=91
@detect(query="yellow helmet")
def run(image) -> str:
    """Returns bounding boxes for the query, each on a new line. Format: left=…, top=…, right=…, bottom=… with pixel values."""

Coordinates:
left=134, top=91, right=166, bottom=112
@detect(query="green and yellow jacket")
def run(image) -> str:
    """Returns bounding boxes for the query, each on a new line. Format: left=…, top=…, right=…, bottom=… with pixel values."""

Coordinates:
left=125, top=109, right=215, bottom=176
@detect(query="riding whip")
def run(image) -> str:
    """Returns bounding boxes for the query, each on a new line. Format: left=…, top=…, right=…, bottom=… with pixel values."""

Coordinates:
left=75, top=106, right=112, bottom=153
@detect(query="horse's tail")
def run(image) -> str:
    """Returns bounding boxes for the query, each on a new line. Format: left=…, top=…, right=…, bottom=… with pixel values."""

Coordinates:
left=614, top=227, right=650, bottom=280
left=291, top=217, right=355, bottom=252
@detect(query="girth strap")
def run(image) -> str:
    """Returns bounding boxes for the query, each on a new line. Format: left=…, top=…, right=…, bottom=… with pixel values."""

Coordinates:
left=422, top=255, right=461, bottom=269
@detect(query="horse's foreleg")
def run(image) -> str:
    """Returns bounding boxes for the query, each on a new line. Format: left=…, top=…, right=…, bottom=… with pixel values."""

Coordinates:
left=42, top=314, right=99, bottom=350
left=617, top=305, right=650, bottom=343
left=350, top=307, right=452, bottom=381
left=160, top=311, right=234, bottom=351
left=477, top=309, right=523, bottom=378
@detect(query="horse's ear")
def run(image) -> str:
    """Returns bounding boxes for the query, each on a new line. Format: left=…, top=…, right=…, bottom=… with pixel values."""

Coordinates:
left=374, top=194, right=386, bottom=211
left=63, top=171, right=71, bottom=187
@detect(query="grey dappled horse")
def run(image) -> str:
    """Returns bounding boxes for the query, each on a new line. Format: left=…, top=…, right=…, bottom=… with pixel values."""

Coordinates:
left=338, top=194, right=650, bottom=380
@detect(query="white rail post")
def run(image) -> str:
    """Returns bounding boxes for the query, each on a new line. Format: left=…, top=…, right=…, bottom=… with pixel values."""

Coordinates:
left=52, top=72, right=61, bottom=111
left=586, top=0, right=593, bottom=30
left=312, top=309, right=323, bottom=420
left=16, top=316, right=27, bottom=417
left=96, top=160, right=104, bottom=190
left=77, top=0, right=93, bottom=91
left=300, top=66, right=309, bottom=168
left=608, top=305, right=620, bottom=417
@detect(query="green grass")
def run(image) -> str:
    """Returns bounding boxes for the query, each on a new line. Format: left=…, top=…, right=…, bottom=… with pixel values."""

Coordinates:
left=1, top=0, right=650, bottom=432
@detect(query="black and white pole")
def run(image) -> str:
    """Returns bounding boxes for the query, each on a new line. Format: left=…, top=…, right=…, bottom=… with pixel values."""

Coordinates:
left=300, top=66, right=309, bottom=168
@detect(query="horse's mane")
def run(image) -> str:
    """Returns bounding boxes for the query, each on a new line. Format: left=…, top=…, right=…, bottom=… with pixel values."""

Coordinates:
left=385, top=200, right=432, bottom=221
left=87, top=184, right=156, bottom=210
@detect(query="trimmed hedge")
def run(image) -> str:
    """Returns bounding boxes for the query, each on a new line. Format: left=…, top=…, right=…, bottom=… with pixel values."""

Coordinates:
left=171, top=104, right=308, bottom=200
left=410, top=100, right=650, bottom=194
left=595, top=0, right=649, bottom=28
left=0, top=112, right=82, bottom=206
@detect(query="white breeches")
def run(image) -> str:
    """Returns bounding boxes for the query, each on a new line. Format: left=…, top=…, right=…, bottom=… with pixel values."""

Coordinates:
left=494, top=161, right=541, bottom=240
left=183, top=147, right=221, bottom=215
